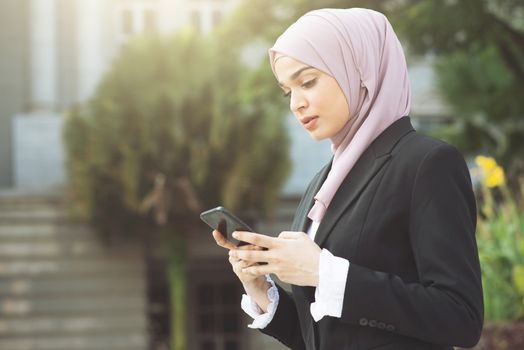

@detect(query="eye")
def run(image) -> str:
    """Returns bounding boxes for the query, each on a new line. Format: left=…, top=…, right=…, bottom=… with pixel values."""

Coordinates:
left=301, top=78, right=317, bottom=89
left=283, top=91, right=291, bottom=98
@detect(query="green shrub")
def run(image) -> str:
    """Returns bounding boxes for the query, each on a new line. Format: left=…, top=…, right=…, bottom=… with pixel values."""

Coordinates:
left=475, top=156, right=524, bottom=321
left=64, top=30, right=290, bottom=235
left=63, top=31, right=290, bottom=349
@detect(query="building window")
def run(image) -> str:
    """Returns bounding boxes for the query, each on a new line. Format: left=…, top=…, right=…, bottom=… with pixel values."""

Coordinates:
left=191, top=11, right=202, bottom=32
left=189, top=261, right=247, bottom=350
left=212, top=10, right=222, bottom=28
left=116, top=3, right=159, bottom=44
left=122, top=9, right=134, bottom=35
left=196, top=282, right=241, bottom=349
left=144, top=9, right=157, bottom=31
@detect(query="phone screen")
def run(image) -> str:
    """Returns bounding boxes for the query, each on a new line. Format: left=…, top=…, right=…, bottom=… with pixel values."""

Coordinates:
left=200, top=206, right=252, bottom=246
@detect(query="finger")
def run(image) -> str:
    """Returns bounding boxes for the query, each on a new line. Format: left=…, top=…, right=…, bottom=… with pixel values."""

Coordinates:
left=229, top=255, right=245, bottom=266
left=236, top=244, right=264, bottom=251
left=242, top=264, right=274, bottom=277
left=212, top=230, right=236, bottom=250
left=230, top=248, right=271, bottom=263
left=233, top=231, right=276, bottom=249
left=278, top=231, right=305, bottom=239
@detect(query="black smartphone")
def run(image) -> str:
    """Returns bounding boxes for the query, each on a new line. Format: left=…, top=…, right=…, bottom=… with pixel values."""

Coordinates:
left=200, top=206, right=253, bottom=246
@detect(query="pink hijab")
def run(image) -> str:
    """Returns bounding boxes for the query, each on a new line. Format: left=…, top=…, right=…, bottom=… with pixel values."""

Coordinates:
left=269, top=8, right=411, bottom=222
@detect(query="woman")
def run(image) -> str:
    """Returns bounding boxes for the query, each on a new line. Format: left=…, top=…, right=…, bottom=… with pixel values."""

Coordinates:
left=212, top=8, right=483, bottom=350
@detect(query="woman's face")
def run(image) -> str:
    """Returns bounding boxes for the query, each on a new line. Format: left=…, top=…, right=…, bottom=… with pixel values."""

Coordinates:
left=273, top=55, right=350, bottom=140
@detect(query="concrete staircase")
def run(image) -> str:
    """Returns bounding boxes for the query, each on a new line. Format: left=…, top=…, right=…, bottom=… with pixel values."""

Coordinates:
left=0, top=193, right=149, bottom=350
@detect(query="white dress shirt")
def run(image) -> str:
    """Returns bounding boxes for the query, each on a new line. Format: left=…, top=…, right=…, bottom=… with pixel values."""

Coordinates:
left=240, top=221, right=350, bottom=328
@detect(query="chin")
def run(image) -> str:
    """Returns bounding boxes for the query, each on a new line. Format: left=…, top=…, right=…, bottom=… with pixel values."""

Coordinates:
left=308, top=130, right=328, bottom=141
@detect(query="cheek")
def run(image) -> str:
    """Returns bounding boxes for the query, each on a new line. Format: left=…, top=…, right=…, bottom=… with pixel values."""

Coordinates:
left=318, top=81, right=349, bottom=121
left=326, top=94, right=349, bottom=130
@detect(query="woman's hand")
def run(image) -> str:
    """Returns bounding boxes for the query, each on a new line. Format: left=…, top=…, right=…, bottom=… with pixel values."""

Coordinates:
left=212, top=230, right=263, bottom=283
left=212, top=230, right=272, bottom=312
left=229, top=231, right=322, bottom=287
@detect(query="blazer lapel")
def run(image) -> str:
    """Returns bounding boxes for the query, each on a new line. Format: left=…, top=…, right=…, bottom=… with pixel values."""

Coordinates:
left=313, top=116, right=415, bottom=248
left=313, top=151, right=390, bottom=247
left=291, top=162, right=331, bottom=232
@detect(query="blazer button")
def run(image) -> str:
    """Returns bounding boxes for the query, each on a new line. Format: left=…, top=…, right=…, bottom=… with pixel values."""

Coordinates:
left=359, top=318, right=368, bottom=326
left=377, top=322, right=386, bottom=330
left=386, top=324, right=395, bottom=331
left=369, top=320, right=377, bottom=327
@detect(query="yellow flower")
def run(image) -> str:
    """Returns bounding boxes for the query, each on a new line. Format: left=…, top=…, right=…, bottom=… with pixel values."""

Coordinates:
left=475, top=155, right=506, bottom=189
left=485, top=166, right=506, bottom=188
left=475, top=155, right=497, bottom=173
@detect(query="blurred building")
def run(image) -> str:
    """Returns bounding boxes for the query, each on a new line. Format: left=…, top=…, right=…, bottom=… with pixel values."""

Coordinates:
left=0, top=1, right=452, bottom=350
left=0, top=0, right=241, bottom=190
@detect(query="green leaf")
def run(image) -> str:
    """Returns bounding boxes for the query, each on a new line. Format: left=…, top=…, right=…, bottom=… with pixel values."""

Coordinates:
left=513, top=265, right=524, bottom=295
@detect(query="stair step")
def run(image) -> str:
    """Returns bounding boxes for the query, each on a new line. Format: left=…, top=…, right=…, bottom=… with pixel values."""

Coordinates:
left=0, top=259, right=145, bottom=277
left=0, top=207, right=70, bottom=222
left=0, top=194, right=149, bottom=350
left=0, top=223, right=144, bottom=250
left=0, top=315, right=147, bottom=336
left=0, top=276, right=145, bottom=297
left=0, top=333, right=147, bottom=350
left=0, top=195, right=69, bottom=221
left=0, top=241, right=144, bottom=259
left=0, top=295, right=146, bottom=316
left=0, top=194, right=64, bottom=209
left=0, top=223, right=102, bottom=241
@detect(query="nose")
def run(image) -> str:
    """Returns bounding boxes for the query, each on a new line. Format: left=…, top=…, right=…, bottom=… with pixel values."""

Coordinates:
left=289, top=91, right=307, bottom=113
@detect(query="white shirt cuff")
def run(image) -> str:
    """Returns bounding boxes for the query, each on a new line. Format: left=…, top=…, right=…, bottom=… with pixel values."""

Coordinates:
left=310, top=248, right=350, bottom=322
left=240, top=275, right=279, bottom=329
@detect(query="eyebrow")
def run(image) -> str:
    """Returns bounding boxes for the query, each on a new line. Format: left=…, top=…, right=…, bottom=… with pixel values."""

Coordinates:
left=278, top=66, right=316, bottom=87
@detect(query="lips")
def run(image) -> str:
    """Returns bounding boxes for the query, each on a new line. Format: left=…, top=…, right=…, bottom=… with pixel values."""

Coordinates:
left=300, top=115, right=319, bottom=130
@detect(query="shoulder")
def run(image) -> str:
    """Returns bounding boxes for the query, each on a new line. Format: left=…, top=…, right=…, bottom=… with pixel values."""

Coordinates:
left=394, top=131, right=467, bottom=169
left=401, top=134, right=473, bottom=196
left=386, top=132, right=471, bottom=194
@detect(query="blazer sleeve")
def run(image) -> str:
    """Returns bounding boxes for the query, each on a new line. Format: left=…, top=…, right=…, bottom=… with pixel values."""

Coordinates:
left=340, top=144, right=484, bottom=348
left=260, top=284, right=306, bottom=350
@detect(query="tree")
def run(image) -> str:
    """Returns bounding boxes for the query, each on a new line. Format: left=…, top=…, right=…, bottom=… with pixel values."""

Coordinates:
left=394, top=0, right=524, bottom=84
left=391, top=0, right=524, bottom=180
left=218, top=0, right=388, bottom=49
left=432, top=43, right=524, bottom=180
left=63, top=31, right=290, bottom=349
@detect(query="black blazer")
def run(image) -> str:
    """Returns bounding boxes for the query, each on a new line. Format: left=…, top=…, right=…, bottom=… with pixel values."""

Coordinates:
left=261, top=117, right=483, bottom=350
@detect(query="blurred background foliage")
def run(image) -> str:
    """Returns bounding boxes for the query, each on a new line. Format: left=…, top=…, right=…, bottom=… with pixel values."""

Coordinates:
left=63, top=30, right=290, bottom=350
left=396, top=0, right=524, bottom=185
left=64, top=30, right=290, bottom=236
left=474, top=156, right=524, bottom=321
